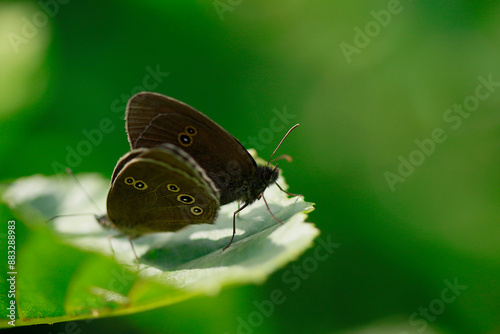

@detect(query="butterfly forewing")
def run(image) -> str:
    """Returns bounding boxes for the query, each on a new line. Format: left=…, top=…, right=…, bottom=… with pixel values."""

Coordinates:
left=126, top=92, right=257, bottom=204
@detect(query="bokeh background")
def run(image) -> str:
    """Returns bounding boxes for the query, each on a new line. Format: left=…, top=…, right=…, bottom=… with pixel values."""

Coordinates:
left=1, top=0, right=499, bottom=333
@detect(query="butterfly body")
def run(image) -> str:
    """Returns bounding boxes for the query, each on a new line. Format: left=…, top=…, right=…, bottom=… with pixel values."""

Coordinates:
left=227, top=165, right=279, bottom=206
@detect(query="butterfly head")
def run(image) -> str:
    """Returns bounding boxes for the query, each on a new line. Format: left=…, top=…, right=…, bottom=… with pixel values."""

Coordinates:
left=263, top=164, right=280, bottom=184
left=96, top=214, right=114, bottom=229
left=247, top=122, right=298, bottom=203
left=245, top=165, right=279, bottom=204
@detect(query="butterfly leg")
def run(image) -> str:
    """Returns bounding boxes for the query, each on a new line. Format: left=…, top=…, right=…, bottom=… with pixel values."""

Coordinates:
left=107, top=235, right=116, bottom=258
left=262, top=193, right=283, bottom=225
left=128, top=236, right=140, bottom=270
left=223, top=202, right=249, bottom=251
left=108, top=234, right=140, bottom=270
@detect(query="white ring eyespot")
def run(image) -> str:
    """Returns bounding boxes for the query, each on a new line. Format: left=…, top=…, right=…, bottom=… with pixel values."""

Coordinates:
left=177, top=194, right=195, bottom=204
left=124, top=177, right=135, bottom=185
left=133, top=180, right=148, bottom=190
left=167, top=183, right=180, bottom=192
left=191, top=206, right=203, bottom=216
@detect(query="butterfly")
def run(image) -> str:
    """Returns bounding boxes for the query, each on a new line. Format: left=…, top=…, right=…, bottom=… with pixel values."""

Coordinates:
left=101, top=92, right=298, bottom=253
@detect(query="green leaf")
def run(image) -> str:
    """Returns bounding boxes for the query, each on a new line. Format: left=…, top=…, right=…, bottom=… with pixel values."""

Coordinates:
left=0, top=169, right=317, bottom=327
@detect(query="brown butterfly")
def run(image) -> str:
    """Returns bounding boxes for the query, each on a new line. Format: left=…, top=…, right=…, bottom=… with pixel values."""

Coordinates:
left=100, top=92, right=298, bottom=254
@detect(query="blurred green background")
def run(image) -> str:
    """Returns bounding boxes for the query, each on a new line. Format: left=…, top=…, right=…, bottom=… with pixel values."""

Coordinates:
left=1, top=0, right=499, bottom=333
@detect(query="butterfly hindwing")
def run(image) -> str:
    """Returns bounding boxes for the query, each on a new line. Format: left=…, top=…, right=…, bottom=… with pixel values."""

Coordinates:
left=106, top=144, right=220, bottom=236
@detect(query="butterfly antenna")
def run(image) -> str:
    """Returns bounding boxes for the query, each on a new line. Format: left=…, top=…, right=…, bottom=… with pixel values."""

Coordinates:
left=270, top=154, right=293, bottom=164
left=45, top=213, right=100, bottom=224
left=267, top=124, right=299, bottom=166
left=65, top=168, right=102, bottom=213
left=46, top=169, right=103, bottom=224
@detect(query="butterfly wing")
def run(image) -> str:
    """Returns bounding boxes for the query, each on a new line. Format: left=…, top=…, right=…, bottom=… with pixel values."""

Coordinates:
left=126, top=92, right=256, bottom=204
left=106, top=144, right=220, bottom=236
